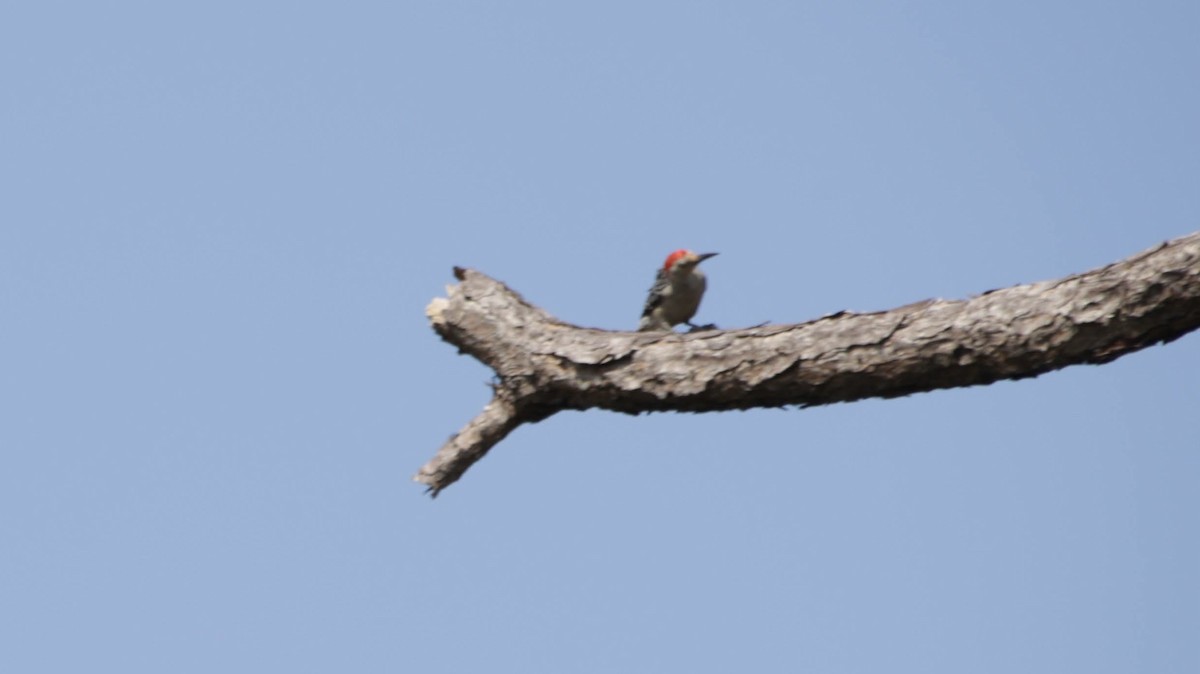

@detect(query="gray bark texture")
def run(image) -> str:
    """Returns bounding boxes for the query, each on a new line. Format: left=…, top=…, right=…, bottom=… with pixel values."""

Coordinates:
left=416, top=232, right=1200, bottom=496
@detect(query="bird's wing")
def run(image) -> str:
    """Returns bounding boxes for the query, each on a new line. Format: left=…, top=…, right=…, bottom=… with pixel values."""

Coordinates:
left=641, top=269, right=669, bottom=318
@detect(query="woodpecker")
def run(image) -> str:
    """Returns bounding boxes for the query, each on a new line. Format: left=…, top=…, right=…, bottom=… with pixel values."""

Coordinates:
left=638, top=249, right=718, bottom=331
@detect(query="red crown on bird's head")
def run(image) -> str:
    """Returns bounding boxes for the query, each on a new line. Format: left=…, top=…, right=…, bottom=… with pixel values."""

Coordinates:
left=663, top=249, right=694, bottom=271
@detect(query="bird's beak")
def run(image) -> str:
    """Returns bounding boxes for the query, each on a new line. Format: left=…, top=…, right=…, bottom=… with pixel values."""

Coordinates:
left=697, top=252, right=718, bottom=262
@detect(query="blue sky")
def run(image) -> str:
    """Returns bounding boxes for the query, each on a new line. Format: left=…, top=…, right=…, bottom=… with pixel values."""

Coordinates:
left=2, top=2, right=1197, bottom=672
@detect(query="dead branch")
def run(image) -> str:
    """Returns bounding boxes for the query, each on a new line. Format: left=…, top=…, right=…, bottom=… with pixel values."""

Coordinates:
left=416, top=232, right=1200, bottom=496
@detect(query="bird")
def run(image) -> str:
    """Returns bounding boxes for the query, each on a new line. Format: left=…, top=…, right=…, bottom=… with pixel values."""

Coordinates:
left=638, top=249, right=718, bottom=331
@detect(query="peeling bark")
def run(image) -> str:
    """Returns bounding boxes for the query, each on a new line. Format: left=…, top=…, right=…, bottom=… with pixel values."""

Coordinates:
left=415, top=232, right=1200, bottom=496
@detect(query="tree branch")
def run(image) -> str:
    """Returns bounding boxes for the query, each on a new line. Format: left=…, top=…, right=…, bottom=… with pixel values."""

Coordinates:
left=416, top=233, right=1200, bottom=496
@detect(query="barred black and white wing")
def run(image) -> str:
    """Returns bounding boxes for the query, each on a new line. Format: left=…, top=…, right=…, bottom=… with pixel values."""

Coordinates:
left=638, top=269, right=672, bottom=331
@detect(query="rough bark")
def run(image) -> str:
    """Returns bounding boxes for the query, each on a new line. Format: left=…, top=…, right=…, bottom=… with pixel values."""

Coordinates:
left=416, top=232, right=1200, bottom=496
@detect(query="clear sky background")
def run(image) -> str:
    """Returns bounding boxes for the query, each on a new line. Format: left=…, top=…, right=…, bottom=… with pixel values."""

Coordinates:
left=2, top=2, right=1197, bottom=672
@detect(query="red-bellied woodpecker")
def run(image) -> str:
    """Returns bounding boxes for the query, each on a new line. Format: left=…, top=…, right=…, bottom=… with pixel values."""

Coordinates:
left=638, top=249, right=718, bottom=331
